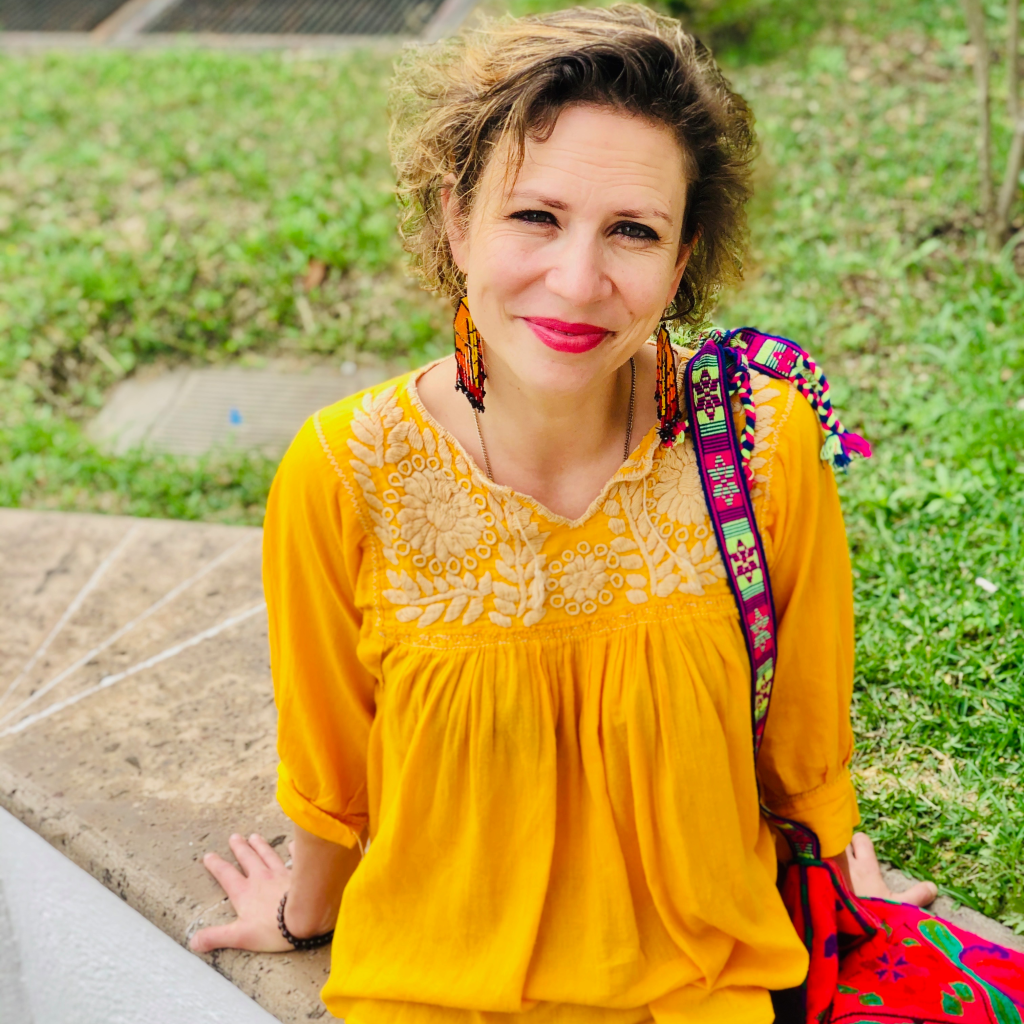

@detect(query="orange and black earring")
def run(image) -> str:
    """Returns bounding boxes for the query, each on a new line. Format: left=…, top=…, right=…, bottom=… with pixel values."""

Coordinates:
left=655, top=324, right=684, bottom=446
left=454, top=297, right=486, bottom=412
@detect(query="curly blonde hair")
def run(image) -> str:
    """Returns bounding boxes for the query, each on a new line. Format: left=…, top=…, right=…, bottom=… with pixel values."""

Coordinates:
left=388, top=4, right=757, bottom=326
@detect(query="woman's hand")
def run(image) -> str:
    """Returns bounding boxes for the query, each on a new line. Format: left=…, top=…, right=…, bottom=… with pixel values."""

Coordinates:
left=190, top=833, right=295, bottom=953
left=190, top=824, right=359, bottom=954
left=846, top=831, right=938, bottom=907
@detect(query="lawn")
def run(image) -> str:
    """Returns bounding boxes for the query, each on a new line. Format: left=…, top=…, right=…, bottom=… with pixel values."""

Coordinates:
left=1, top=0, right=1023, bottom=928
left=0, top=46, right=448, bottom=519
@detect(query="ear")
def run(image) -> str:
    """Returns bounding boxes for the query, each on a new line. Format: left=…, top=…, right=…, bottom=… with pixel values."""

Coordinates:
left=440, top=177, right=469, bottom=275
left=666, top=243, right=692, bottom=307
left=666, top=226, right=700, bottom=307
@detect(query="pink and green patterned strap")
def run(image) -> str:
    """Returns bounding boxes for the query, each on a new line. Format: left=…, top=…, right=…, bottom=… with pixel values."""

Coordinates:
left=684, top=336, right=822, bottom=863
left=684, top=340, right=777, bottom=757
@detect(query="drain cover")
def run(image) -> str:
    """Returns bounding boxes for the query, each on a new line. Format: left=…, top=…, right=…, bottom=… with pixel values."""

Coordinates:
left=145, top=0, right=446, bottom=35
left=0, top=0, right=127, bottom=31
left=88, top=365, right=392, bottom=456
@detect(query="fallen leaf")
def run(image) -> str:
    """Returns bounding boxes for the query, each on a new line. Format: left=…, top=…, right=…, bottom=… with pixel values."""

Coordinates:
left=304, top=258, right=328, bottom=291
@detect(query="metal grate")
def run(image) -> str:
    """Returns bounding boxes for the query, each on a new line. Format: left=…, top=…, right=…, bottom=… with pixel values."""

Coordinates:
left=0, top=0, right=128, bottom=31
left=145, top=0, right=446, bottom=35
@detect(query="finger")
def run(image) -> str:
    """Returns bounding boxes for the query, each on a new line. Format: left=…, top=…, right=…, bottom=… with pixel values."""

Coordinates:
left=202, top=851, right=246, bottom=901
left=249, top=832, right=288, bottom=874
left=228, top=833, right=267, bottom=877
left=898, top=880, right=938, bottom=907
left=849, top=831, right=877, bottom=863
left=190, top=920, right=247, bottom=954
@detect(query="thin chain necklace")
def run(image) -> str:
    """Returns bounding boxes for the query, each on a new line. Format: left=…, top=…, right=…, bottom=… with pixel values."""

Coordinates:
left=473, top=357, right=636, bottom=483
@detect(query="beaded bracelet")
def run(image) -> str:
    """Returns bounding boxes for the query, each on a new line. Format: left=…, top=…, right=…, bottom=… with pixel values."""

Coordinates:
left=277, top=893, right=335, bottom=951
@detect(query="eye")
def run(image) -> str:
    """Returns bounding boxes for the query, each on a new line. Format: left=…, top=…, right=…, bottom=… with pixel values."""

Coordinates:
left=510, top=209, right=558, bottom=226
left=614, top=221, right=659, bottom=241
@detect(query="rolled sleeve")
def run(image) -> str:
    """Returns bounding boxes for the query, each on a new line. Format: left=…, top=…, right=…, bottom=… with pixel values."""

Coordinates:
left=757, top=392, right=860, bottom=859
left=264, top=410, right=377, bottom=846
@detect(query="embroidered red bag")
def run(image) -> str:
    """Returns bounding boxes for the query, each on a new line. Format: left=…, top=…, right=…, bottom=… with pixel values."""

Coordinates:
left=683, top=328, right=1024, bottom=1024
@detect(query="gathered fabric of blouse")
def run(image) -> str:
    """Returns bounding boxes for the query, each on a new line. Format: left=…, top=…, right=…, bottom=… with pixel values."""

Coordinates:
left=265, top=349, right=860, bottom=1024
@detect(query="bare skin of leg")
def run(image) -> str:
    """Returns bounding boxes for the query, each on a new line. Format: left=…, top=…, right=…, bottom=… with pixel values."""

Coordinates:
left=845, top=831, right=938, bottom=907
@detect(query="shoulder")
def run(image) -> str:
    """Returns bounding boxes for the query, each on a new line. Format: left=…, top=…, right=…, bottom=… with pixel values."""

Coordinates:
left=674, top=328, right=843, bottom=506
left=308, top=370, right=418, bottom=469
left=731, top=328, right=846, bottom=511
left=748, top=370, right=820, bottom=505
left=272, top=369, right=419, bottom=522
left=282, top=370, right=418, bottom=478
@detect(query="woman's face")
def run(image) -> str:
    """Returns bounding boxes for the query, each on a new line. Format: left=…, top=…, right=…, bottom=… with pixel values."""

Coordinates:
left=447, top=104, right=691, bottom=398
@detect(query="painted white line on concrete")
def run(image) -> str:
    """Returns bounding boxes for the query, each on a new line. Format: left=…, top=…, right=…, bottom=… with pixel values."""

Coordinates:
left=0, top=536, right=254, bottom=727
left=0, top=527, right=139, bottom=707
left=0, top=603, right=267, bottom=738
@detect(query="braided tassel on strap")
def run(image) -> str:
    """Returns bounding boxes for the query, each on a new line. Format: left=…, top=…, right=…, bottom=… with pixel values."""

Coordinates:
left=789, top=349, right=873, bottom=469
left=726, top=327, right=874, bottom=473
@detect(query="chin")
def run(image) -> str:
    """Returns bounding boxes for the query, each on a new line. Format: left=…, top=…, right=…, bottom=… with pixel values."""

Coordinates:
left=518, top=351, right=607, bottom=396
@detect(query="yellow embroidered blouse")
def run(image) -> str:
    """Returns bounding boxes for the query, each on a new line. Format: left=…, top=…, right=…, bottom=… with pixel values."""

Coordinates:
left=264, top=354, right=859, bottom=1024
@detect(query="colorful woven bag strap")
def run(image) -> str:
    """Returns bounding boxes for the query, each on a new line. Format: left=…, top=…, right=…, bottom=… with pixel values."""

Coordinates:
left=682, top=340, right=778, bottom=757
left=683, top=332, right=842, bottom=864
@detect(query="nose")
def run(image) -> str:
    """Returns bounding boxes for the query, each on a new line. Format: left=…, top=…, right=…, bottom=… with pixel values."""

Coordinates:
left=543, top=227, right=613, bottom=309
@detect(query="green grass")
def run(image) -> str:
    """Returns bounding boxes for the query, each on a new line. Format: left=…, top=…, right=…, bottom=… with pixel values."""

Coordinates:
left=2, top=0, right=1024, bottom=927
left=0, top=383, right=275, bottom=522
left=0, top=46, right=447, bottom=519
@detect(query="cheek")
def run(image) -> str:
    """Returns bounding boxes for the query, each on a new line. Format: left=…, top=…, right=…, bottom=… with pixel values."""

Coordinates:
left=469, top=231, right=545, bottom=296
left=611, top=255, right=678, bottom=316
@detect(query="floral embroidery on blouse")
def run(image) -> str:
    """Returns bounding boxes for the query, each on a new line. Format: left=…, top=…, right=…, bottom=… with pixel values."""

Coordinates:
left=318, top=357, right=792, bottom=635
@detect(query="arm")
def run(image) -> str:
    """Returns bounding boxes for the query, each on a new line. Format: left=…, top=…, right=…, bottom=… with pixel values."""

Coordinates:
left=757, top=395, right=936, bottom=906
left=827, top=849, right=853, bottom=891
left=756, top=394, right=859, bottom=857
left=190, top=825, right=362, bottom=953
left=287, top=825, right=363, bottom=935
left=192, top=411, right=377, bottom=952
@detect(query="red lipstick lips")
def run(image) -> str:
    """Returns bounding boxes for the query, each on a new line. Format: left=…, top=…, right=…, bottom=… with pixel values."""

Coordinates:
left=523, top=317, right=610, bottom=354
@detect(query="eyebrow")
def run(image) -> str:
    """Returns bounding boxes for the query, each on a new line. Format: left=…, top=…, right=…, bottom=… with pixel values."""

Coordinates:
left=508, top=191, right=674, bottom=225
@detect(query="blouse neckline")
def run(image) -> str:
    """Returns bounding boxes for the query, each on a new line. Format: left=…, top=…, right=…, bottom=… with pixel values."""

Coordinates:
left=404, top=357, right=666, bottom=530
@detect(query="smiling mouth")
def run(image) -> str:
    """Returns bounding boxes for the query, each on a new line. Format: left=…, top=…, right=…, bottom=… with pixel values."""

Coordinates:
left=522, top=317, right=611, bottom=353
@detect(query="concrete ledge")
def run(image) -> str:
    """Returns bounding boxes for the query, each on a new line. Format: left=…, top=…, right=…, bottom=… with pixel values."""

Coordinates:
left=0, top=508, right=328, bottom=1023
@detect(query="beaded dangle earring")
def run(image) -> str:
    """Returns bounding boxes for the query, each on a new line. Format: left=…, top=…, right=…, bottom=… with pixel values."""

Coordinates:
left=655, top=324, right=684, bottom=446
left=453, top=297, right=486, bottom=412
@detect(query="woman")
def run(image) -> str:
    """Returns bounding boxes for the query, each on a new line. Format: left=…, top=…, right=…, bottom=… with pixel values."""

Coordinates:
left=189, top=6, right=947, bottom=1022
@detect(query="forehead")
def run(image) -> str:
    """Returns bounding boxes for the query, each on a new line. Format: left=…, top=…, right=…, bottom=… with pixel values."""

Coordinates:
left=485, top=104, right=689, bottom=212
